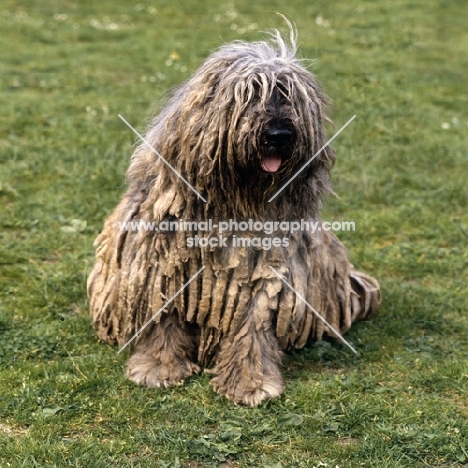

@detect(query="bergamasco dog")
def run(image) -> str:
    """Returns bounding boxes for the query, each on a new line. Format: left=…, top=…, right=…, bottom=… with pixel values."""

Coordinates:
left=88, top=25, right=380, bottom=406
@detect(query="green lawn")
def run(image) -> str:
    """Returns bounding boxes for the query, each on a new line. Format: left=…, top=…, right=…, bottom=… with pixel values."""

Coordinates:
left=1, top=0, right=467, bottom=467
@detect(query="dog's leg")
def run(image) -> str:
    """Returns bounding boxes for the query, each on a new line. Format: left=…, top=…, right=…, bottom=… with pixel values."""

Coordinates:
left=316, top=231, right=381, bottom=339
left=210, top=292, right=284, bottom=407
left=349, top=269, right=381, bottom=321
left=126, top=312, right=200, bottom=388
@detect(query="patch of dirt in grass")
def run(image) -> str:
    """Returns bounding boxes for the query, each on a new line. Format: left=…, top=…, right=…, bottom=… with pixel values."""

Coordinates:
left=336, top=437, right=360, bottom=446
left=0, top=423, right=28, bottom=437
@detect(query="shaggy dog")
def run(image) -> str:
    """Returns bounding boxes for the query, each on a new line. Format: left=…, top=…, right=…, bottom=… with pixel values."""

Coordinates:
left=87, top=29, right=381, bottom=406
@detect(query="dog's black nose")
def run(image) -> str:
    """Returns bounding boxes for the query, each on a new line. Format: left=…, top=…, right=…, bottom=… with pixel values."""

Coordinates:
left=264, top=128, right=293, bottom=148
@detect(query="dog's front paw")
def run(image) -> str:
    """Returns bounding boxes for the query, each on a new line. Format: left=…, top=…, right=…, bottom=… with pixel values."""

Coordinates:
left=126, top=352, right=200, bottom=388
left=210, top=372, right=284, bottom=407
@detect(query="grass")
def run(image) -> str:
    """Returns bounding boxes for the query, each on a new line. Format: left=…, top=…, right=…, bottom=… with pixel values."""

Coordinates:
left=0, top=0, right=467, bottom=466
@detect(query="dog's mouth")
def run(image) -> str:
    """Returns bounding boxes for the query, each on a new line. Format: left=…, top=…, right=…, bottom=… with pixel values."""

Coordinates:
left=261, top=153, right=283, bottom=173
left=259, top=126, right=295, bottom=174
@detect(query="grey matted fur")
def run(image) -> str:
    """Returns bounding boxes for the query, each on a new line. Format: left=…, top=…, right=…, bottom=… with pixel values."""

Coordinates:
left=87, top=27, right=381, bottom=406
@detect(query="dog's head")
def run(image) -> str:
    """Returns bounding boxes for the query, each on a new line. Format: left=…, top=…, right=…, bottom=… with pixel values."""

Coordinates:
left=130, top=29, right=335, bottom=217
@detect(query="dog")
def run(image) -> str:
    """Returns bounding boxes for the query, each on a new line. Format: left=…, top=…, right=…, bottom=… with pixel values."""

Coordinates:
left=87, top=27, right=381, bottom=406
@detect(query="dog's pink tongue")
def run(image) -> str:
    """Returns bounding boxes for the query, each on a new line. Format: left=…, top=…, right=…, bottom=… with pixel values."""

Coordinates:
left=261, top=155, right=282, bottom=173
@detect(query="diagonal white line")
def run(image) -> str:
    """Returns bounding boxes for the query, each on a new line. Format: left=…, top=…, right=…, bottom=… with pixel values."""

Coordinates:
left=269, top=266, right=357, bottom=354
left=118, top=114, right=207, bottom=202
left=118, top=266, right=206, bottom=354
left=268, top=115, right=357, bottom=202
